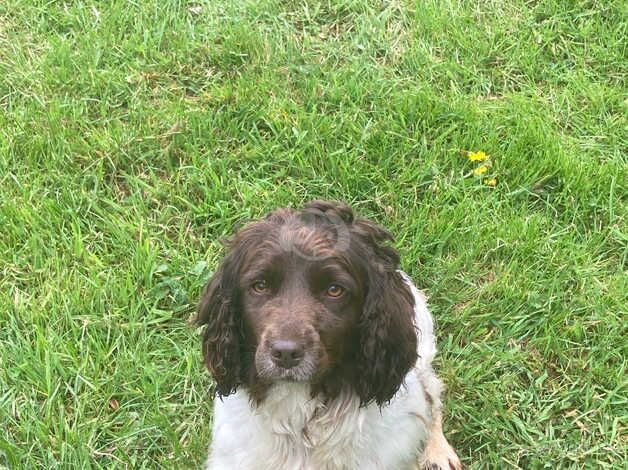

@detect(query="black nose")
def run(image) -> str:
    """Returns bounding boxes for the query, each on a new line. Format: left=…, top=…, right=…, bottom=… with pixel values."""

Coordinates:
left=270, top=340, right=305, bottom=369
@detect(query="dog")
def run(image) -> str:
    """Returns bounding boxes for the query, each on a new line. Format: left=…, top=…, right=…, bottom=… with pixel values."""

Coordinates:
left=196, top=200, right=461, bottom=469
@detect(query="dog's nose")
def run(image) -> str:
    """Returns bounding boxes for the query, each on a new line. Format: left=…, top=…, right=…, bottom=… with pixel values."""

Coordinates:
left=270, top=340, right=305, bottom=369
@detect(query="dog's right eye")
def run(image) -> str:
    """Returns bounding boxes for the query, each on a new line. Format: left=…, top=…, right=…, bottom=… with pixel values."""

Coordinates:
left=252, top=279, right=268, bottom=294
left=326, top=283, right=345, bottom=298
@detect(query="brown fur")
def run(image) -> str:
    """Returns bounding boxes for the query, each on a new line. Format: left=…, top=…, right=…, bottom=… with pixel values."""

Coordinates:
left=195, top=200, right=418, bottom=406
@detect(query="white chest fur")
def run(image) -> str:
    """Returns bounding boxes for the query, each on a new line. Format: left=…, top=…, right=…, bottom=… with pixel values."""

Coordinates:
left=208, top=375, right=431, bottom=470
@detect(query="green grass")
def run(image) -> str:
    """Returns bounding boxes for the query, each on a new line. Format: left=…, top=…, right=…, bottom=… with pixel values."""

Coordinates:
left=0, top=0, right=626, bottom=468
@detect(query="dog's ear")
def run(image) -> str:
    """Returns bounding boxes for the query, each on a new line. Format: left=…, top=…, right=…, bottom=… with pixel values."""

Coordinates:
left=352, top=218, right=418, bottom=406
left=195, top=249, right=245, bottom=397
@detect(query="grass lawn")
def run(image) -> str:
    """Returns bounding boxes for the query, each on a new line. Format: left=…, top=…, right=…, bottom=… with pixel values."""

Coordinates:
left=1, top=0, right=626, bottom=468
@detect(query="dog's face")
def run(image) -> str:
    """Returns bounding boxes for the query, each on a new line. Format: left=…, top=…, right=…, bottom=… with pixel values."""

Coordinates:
left=241, top=223, right=364, bottom=383
left=196, top=200, right=417, bottom=405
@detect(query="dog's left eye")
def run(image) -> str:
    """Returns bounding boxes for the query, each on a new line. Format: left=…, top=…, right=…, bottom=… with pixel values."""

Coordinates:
left=326, top=284, right=345, bottom=298
left=252, top=279, right=269, bottom=294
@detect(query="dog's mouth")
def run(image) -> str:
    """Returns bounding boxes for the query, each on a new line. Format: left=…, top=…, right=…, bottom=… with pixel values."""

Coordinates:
left=260, top=365, right=316, bottom=382
left=254, top=349, right=323, bottom=383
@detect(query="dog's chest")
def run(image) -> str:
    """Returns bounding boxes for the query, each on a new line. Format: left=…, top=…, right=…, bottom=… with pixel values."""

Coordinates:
left=251, top=384, right=363, bottom=469
left=209, top=380, right=428, bottom=470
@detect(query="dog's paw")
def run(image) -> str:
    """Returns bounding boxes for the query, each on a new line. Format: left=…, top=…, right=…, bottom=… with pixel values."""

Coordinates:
left=418, top=436, right=462, bottom=470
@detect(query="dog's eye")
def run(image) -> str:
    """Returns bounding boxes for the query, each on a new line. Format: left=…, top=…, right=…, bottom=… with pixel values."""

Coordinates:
left=326, top=284, right=345, bottom=298
left=252, top=279, right=268, bottom=294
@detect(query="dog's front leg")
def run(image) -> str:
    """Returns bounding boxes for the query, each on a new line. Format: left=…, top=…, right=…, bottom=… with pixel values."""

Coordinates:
left=416, top=373, right=462, bottom=470
left=418, top=407, right=461, bottom=470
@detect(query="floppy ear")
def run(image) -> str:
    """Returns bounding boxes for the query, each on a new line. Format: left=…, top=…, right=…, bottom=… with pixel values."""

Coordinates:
left=352, top=218, right=418, bottom=406
left=195, top=252, right=244, bottom=397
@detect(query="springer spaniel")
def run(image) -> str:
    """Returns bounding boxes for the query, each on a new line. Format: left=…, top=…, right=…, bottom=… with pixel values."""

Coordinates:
left=196, top=200, right=461, bottom=470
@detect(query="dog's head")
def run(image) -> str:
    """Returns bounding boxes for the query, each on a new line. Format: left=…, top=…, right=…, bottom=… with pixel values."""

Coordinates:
left=196, top=200, right=417, bottom=406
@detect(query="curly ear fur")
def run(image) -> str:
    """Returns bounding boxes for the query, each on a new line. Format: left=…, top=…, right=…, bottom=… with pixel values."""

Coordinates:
left=352, top=217, right=418, bottom=406
left=195, top=251, right=244, bottom=397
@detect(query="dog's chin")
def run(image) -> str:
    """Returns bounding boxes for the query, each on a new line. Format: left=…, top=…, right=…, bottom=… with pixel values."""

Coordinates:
left=269, top=369, right=311, bottom=382
left=255, top=359, right=319, bottom=383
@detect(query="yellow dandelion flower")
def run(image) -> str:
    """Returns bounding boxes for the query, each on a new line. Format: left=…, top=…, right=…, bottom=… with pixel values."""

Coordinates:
left=473, top=165, right=488, bottom=176
left=485, top=178, right=497, bottom=186
left=468, top=151, right=488, bottom=162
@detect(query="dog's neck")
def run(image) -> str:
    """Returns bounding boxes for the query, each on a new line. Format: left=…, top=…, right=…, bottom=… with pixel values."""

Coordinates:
left=245, top=381, right=361, bottom=441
